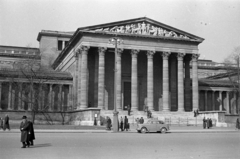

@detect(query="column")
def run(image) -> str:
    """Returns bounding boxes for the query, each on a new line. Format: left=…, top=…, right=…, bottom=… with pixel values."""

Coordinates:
left=131, top=49, right=139, bottom=111
left=162, top=52, right=171, bottom=111
left=38, top=84, right=42, bottom=110
left=77, top=48, right=82, bottom=108
left=68, top=85, right=73, bottom=109
left=18, top=83, right=22, bottom=110
left=49, top=84, right=53, bottom=111
left=97, top=47, right=107, bottom=109
left=0, top=82, right=2, bottom=110
left=80, top=45, right=90, bottom=109
left=219, top=91, right=222, bottom=111
left=226, top=91, right=229, bottom=114
left=192, top=54, right=199, bottom=111
left=205, top=90, right=208, bottom=111
left=58, top=84, right=62, bottom=111
left=8, top=82, right=12, bottom=110
left=184, top=55, right=191, bottom=111
left=212, top=91, right=215, bottom=111
left=28, top=91, right=31, bottom=111
left=177, top=53, right=185, bottom=111
left=147, top=50, right=155, bottom=111
left=116, top=48, right=124, bottom=110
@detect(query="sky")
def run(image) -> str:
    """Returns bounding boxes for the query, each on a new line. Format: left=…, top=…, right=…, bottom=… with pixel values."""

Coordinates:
left=0, top=0, right=239, bottom=63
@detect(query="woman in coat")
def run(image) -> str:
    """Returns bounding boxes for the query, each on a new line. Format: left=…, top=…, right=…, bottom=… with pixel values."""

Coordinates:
left=3, top=114, right=10, bottom=131
left=124, top=116, right=129, bottom=131
left=28, top=120, right=35, bottom=146
left=120, top=117, right=124, bottom=131
left=20, top=116, right=30, bottom=148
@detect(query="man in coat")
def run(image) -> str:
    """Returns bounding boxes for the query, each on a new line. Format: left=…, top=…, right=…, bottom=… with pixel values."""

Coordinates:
left=27, top=120, right=35, bottom=146
left=3, top=114, right=10, bottom=131
left=20, top=116, right=30, bottom=148
left=203, top=117, right=206, bottom=129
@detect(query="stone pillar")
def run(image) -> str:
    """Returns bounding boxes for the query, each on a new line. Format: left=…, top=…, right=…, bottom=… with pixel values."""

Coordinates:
left=28, top=91, right=31, bottom=111
left=58, top=84, right=62, bottom=111
left=212, top=91, right=215, bottom=111
left=38, top=84, right=42, bottom=110
left=226, top=91, right=229, bottom=114
left=219, top=91, right=222, bottom=111
left=192, top=54, right=199, bottom=111
left=49, top=84, right=53, bottom=111
left=147, top=50, right=155, bottom=111
left=80, top=45, right=90, bottom=109
left=184, top=55, right=191, bottom=111
left=97, top=47, right=107, bottom=109
left=162, top=52, right=171, bottom=111
left=205, top=90, right=208, bottom=111
left=131, top=49, right=139, bottom=111
left=8, top=82, right=12, bottom=110
left=62, top=91, right=65, bottom=111
left=116, top=48, right=124, bottom=110
left=77, top=49, right=82, bottom=109
left=0, top=82, right=2, bottom=110
left=22, top=90, right=25, bottom=110
left=68, top=85, right=73, bottom=109
left=177, top=53, right=185, bottom=111
left=18, top=83, right=22, bottom=110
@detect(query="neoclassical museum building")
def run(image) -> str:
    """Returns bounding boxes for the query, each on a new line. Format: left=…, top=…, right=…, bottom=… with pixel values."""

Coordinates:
left=0, top=17, right=238, bottom=126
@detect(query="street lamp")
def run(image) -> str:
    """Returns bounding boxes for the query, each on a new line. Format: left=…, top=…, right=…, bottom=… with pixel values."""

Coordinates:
left=109, top=37, right=123, bottom=132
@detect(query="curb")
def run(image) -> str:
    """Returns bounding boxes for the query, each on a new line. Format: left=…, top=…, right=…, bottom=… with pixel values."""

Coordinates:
left=1, top=129, right=239, bottom=134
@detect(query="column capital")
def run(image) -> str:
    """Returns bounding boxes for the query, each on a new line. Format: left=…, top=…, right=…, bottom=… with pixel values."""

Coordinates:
left=80, top=45, right=90, bottom=53
left=98, top=47, right=107, bottom=56
left=74, top=48, right=81, bottom=58
left=162, top=52, right=171, bottom=60
left=131, top=49, right=140, bottom=58
left=192, top=54, right=200, bottom=62
left=177, top=53, right=185, bottom=60
left=146, top=50, right=155, bottom=59
left=117, top=48, right=124, bottom=56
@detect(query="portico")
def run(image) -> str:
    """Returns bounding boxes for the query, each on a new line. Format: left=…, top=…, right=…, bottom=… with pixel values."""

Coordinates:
left=54, top=17, right=204, bottom=113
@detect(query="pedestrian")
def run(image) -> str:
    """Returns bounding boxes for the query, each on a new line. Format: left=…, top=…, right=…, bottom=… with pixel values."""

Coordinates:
left=203, top=117, right=206, bottom=129
left=124, top=116, right=129, bottom=131
left=120, top=116, right=124, bottom=131
left=0, top=117, right=3, bottom=130
left=236, top=118, right=240, bottom=130
left=3, top=114, right=10, bottom=131
left=128, top=104, right=131, bottom=116
left=139, top=117, right=144, bottom=124
left=20, top=116, right=30, bottom=148
left=106, top=117, right=112, bottom=130
left=207, top=118, right=210, bottom=129
left=27, top=120, right=35, bottom=146
left=209, top=118, right=212, bottom=128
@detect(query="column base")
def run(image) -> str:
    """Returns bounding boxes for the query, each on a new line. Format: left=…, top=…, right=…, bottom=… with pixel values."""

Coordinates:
left=177, top=108, right=185, bottom=112
left=113, top=111, right=119, bottom=132
left=162, top=109, right=170, bottom=112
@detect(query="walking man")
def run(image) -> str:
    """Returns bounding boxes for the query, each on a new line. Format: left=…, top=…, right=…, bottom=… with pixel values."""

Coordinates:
left=3, top=114, right=10, bottom=131
left=28, top=120, right=35, bottom=146
left=20, top=116, right=30, bottom=148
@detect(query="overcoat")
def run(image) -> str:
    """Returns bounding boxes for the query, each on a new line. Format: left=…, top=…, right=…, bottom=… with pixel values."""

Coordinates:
left=20, top=121, right=30, bottom=142
left=4, top=116, right=10, bottom=130
left=28, top=121, right=35, bottom=141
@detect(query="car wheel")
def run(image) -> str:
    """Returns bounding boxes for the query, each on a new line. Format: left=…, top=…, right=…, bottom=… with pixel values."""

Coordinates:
left=161, top=128, right=167, bottom=134
left=141, top=127, right=147, bottom=133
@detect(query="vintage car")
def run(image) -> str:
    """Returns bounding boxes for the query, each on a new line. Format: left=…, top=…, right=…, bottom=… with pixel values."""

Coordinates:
left=137, top=118, right=169, bottom=133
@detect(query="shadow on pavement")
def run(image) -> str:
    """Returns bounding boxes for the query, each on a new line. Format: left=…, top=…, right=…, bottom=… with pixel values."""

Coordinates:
left=30, top=143, right=52, bottom=148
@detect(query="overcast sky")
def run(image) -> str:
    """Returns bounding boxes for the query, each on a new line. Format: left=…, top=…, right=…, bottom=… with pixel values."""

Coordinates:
left=0, top=0, right=239, bottom=62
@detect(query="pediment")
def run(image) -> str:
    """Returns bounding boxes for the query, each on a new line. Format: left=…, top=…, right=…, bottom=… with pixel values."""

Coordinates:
left=78, top=17, right=204, bottom=42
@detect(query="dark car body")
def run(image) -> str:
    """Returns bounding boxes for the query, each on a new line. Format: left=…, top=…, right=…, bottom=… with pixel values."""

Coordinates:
left=137, top=118, right=169, bottom=133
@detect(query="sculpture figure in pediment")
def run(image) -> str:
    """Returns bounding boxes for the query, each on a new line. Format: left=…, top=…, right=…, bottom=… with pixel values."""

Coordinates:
left=103, top=28, right=109, bottom=31
left=117, top=26, right=124, bottom=33
left=163, top=30, right=169, bottom=37
left=141, top=22, right=146, bottom=34
left=146, top=24, right=150, bottom=35
left=172, top=31, right=178, bottom=38
left=131, top=24, right=141, bottom=34
left=125, top=25, right=131, bottom=33
left=149, top=26, right=157, bottom=36
left=157, top=28, right=164, bottom=36
left=183, top=35, right=190, bottom=39
left=95, top=28, right=103, bottom=31
left=110, top=26, right=118, bottom=32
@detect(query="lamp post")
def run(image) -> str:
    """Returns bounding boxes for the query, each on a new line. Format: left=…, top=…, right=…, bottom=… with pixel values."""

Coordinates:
left=109, top=37, right=123, bottom=132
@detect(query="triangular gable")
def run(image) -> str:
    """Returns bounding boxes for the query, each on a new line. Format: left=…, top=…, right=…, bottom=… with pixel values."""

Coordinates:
left=78, top=17, right=204, bottom=42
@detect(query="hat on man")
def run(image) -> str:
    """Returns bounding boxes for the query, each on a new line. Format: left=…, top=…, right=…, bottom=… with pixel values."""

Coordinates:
left=22, top=116, right=27, bottom=119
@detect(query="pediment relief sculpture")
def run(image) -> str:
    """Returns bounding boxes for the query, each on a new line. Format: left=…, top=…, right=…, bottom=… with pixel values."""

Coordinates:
left=93, top=22, right=192, bottom=40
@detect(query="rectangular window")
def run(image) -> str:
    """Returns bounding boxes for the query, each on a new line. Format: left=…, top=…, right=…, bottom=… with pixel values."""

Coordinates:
left=58, top=40, right=63, bottom=50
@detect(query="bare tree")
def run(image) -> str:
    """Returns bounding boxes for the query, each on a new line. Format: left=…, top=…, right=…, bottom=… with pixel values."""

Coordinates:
left=223, top=46, right=240, bottom=118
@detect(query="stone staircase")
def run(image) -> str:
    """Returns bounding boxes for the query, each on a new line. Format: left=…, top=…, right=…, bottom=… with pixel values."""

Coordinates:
left=100, top=110, right=204, bottom=126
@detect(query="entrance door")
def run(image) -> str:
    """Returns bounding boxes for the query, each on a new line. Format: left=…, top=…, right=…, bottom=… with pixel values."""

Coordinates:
left=123, top=82, right=131, bottom=110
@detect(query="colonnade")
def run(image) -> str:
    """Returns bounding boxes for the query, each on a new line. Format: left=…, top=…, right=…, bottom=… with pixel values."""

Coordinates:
left=199, top=90, right=239, bottom=115
left=0, top=82, right=72, bottom=111
left=73, top=45, right=200, bottom=112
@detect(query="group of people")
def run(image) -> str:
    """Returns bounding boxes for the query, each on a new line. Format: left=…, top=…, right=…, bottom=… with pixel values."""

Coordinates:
left=20, top=116, right=35, bottom=148
left=203, top=117, right=213, bottom=129
left=105, top=116, right=130, bottom=131
left=136, top=117, right=144, bottom=125
left=0, top=114, right=10, bottom=131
